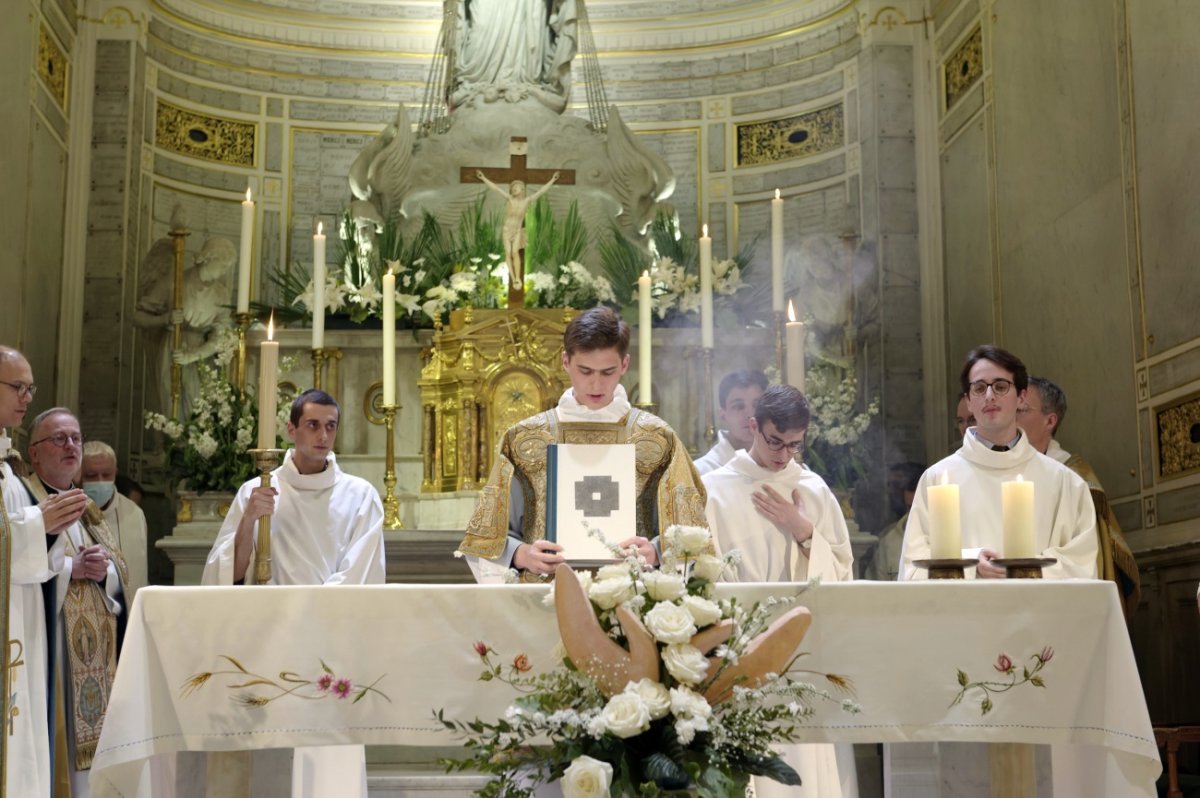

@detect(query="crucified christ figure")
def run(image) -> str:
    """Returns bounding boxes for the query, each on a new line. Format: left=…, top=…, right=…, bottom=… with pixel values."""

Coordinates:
left=476, top=170, right=560, bottom=300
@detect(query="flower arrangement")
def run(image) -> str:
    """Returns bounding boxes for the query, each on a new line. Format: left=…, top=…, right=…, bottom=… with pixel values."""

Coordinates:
left=439, top=526, right=858, bottom=797
left=145, top=330, right=292, bottom=493
left=803, top=361, right=880, bottom=495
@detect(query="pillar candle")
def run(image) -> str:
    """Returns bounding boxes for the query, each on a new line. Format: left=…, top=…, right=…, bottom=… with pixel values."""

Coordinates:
left=237, top=188, right=254, bottom=313
left=638, top=270, right=652, bottom=403
left=312, top=222, right=326, bottom=349
left=771, top=189, right=784, bottom=312
left=382, top=267, right=396, bottom=406
left=785, top=300, right=805, bottom=392
left=256, top=314, right=278, bottom=448
left=699, top=224, right=713, bottom=349
left=927, top=472, right=962, bottom=560
left=1001, top=475, right=1036, bottom=558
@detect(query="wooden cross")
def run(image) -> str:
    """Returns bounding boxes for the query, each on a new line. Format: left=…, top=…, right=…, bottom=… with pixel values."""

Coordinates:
left=460, top=137, right=576, bottom=186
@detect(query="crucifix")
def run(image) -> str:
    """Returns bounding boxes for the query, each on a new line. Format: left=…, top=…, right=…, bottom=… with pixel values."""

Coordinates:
left=462, top=137, right=576, bottom=308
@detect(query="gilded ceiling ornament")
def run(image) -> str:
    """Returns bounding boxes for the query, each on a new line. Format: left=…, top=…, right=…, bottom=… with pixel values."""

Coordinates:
left=736, top=103, right=844, bottom=168
left=944, top=26, right=983, bottom=111
left=1156, top=393, right=1200, bottom=480
left=155, top=100, right=256, bottom=167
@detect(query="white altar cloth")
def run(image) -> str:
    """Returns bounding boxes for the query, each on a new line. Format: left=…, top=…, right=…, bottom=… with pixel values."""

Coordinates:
left=91, top=581, right=1159, bottom=797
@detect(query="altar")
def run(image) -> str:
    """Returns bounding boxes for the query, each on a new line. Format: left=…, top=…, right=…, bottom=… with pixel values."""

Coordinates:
left=91, top=580, right=1158, bottom=797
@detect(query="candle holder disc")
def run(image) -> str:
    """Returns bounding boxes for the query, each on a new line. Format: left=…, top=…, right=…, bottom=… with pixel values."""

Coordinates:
left=912, top=558, right=980, bottom=580
left=991, top=557, right=1058, bottom=579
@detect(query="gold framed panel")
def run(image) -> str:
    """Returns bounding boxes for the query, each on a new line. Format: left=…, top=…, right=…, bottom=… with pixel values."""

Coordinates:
left=1155, top=390, right=1200, bottom=481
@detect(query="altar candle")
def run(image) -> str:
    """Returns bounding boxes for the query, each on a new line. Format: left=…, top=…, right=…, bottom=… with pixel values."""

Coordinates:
left=382, top=266, right=396, bottom=406
left=785, top=300, right=805, bottom=392
left=1002, top=474, right=1036, bottom=558
left=927, top=472, right=962, bottom=560
left=312, top=222, right=326, bottom=350
left=237, top=188, right=254, bottom=313
left=638, top=270, right=652, bottom=402
left=699, top=224, right=713, bottom=349
left=257, top=313, right=278, bottom=448
left=771, top=189, right=784, bottom=312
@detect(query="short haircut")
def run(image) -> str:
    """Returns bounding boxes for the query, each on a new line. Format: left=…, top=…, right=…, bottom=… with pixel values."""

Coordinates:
left=1027, top=376, right=1067, bottom=435
left=29, top=407, right=76, bottom=438
left=959, top=345, right=1028, bottom=396
left=290, top=388, right=340, bottom=426
left=82, top=440, right=117, bottom=463
left=754, top=384, right=810, bottom=434
left=563, top=307, right=630, bottom=358
left=889, top=461, right=926, bottom=493
left=718, top=369, right=768, bottom=408
left=0, top=345, right=26, bottom=366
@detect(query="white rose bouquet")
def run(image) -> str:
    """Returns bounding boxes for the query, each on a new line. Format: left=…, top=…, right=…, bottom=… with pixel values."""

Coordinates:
left=438, top=525, right=859, bottom=798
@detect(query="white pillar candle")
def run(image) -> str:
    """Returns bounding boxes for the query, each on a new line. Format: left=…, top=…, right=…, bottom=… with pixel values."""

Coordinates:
left=1001, top=475, right=1036, bottom=558
left=771, top=189, right=784, bottom=313
left=382, top=267, right=396, bottom=406
left=927, top=472, right=962, bottom=560
left=237, top=188, right=254, bottom=313
left=312, top=222, right=326, bottom=349
left=785, top=300, right=805, bottom=392
left=699, top=224, right=713, bottom=349
left=638, top=270, right=652, bottom=403
left=256, top=314, right=278, bottom=448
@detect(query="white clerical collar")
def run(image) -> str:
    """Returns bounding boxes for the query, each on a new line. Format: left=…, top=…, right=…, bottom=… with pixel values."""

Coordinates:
left=1044, top=438, right=1071, bottom=464
left=277, top=448, right=339, bottom=490
left=727, top=449, right=803, bottom=483
left=970, top=427, right=1022, bottom=451
left=960, top=427, right=1036, bottom=469
left=555, top=384, right=632, bottom=424
left=0, top=430, right=10, bottom=460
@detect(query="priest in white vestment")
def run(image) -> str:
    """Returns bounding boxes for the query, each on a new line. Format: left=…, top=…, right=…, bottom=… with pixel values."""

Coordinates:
left=81, top=440, right=149, bottom=598
left=693, top=368, right=767, bottom=476
left=203, top=389, right=384, bottom=798
left=702, top=384, right=857, bottom=798
left=900, top=348, right=1098, bottom=581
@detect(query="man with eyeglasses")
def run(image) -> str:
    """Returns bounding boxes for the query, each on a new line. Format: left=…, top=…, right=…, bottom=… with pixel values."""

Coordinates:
left=899, top=345, right=1098, bottom=581
left=0, top=347, right=89, bottom=798
left=22, top=407, right=130, bottom=797
left=700, top=384, right=856, bottom=798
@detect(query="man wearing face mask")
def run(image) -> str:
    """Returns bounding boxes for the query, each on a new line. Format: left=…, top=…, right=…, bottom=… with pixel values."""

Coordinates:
left=80, top=441, right=148, bottom=599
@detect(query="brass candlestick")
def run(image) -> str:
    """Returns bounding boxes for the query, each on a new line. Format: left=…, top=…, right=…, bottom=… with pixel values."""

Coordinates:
left=169, top=226, right=190, bottom=419
left=912, top=558, right=980, bottom=580
left=702, top=346, right=716, bottom=448
left=311, top=348, right=327, bottom=390
left=310, top=347, right=343, bottom=396
left=381, top=404, right=403, bottom=529
left=773, top=309, right=786, bottom=379
left=249, top=448, right=284, bottom=584
left=233, top=311, right=253, bottom=399
left=633, top=401, right=659, bottom=415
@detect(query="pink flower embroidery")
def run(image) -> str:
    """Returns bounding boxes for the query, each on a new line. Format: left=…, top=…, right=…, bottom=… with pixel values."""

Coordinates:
left=1037, top=646, right=1054, bottom=664
left=512, top=654, right=531, bottom=673
left=994, top=654, right=1014, bottom=674
left=317, top=674, right=334, bottom=692
left=333, top=678, right=353, bottom=699
left=474, top=641, right=490, bottom=657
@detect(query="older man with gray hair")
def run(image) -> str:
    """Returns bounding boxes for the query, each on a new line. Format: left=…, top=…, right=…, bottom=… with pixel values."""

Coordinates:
left=81, top=440, right=148, bottom=598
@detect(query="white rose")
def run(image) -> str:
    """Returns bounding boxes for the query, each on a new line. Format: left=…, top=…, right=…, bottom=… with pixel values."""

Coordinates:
left=667, top=525, right=711, bottom=556
left=562, top=755, right=613, bottom=798
left=642, top=571, right=686, bottom=602
left=661, top=643, right=711, bottom=685
left=589, top=576, right=635, bottom=610
left=669, top=685, right=713, bottom=721
left=674, top=717, right=698, bottom=745
left=595, top=563, right=632, bottom=582
left=601, top=692, right=650, bottom=739
left=692, top=554, right=725, bottom=583
left=682, top=594, right=722, bottom=627
left=643, top=601, right=697, bottom=644
left=627, top=678, right=671, bottom=720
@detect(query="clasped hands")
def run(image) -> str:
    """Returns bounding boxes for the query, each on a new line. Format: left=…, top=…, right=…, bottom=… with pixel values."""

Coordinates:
left=72, top=544, right=110, bottom=582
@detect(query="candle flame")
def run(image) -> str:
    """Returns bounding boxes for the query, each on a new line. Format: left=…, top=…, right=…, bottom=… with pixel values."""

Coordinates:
left=787, top=300, right=796, bottom=322
left=317, top=221, right=323, bottom=236
left=267, top=311, right=275, bottom=341
left=245, top=188, right=252, bottom=202
left=642, top=269, right=649, bottom=278
left=775, top=188, right=781, bottom=200
left=702, top=223, right=708, bottom=237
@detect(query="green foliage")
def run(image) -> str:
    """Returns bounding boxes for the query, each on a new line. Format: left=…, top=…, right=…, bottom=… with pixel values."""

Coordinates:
left=598, top=224, right=651, bottom=307
left=526, top=196, right=588, bottom=274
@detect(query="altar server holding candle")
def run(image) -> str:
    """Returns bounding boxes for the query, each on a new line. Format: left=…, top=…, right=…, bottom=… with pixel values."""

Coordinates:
left=899, top=345, right=1098, bottom=580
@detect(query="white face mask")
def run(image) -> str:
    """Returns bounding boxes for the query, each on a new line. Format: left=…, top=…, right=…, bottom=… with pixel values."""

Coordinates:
left=82, top=480, right=116, bottom=508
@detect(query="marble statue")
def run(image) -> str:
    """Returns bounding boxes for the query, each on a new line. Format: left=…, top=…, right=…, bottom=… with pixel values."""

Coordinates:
left=348, top=104, right=414, bottom=232
left=476, top=169, right=560, bottom=290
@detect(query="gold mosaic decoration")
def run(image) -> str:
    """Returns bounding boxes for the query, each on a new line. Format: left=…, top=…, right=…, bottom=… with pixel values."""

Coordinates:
left=944, top=26, right=983, bottom=111
left=155, top=100, right=256, bottom=167
left=1156, top=392, right=1200, bottom=480
left=37, top=25, right=68, bottom=110
left=735, top=103, right=844, bottom=167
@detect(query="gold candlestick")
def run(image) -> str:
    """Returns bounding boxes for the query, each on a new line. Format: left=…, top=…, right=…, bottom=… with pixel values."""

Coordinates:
left=169, top=226, right=191, bottom=419
left=233, top=311, right=253, bottom=399
left=310, top=347, right=343, bottom=396
left=248, top=448, right=284, bottom=584
left=702, top=346, right=716, bottom=448
left=633, top=401, right=659, bottom=415
left=773, top=309, right=786, bottom=379
left=381, top=404, right=403, bottom=529
left=311, top=348, right=327, bottom=390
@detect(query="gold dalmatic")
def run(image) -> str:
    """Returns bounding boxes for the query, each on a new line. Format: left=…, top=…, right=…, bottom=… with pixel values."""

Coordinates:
left=23, top=476, right=128, bottom=770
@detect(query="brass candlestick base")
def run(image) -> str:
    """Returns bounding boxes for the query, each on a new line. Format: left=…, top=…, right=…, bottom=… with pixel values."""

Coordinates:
left=311, top=348, right=327, bottom=390
left=993, top=557, right=1057, bottom=579
left=912, top=558, right=979, bottom=580
left=633, top=401, right=659, bottom=415
left=773, top=309, right=787, bottom=378
left=702, top=346, right=716, bottom=448
left=234, top=312, right=253, bottom=399
left=248, top=448, right=285, bottom=584
left=381, top=404, right=403, bottom=529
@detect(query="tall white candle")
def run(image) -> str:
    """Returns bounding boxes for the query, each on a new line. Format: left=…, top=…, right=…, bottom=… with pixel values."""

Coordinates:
left=927, top=472, right=962, bottom=560
left=237, top=188, right=254, bottom=313
left=382, top=267, right=396, bottom=406
left=312, top=222, right=326, bottom=350
left=699, top=224, right=713, bottom=349
left=638, top=270, right=652, bottom=403
left=257, top=314, right=278, bottom=448
left=771, top=189, right=784, bottom=313
left=785, top=300, right=806, bottom=392
left=1001, top=475, right=1036, bottom=558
